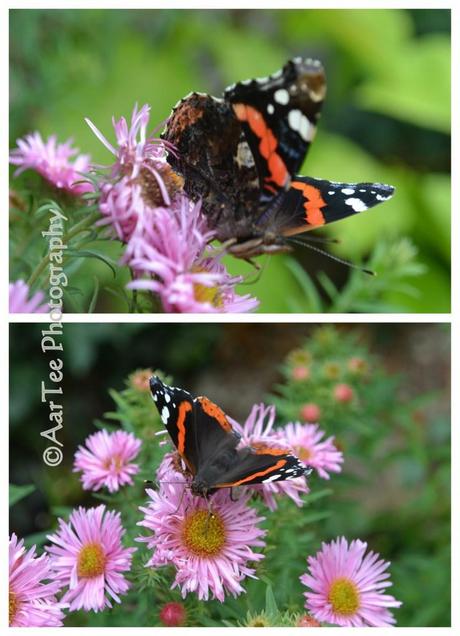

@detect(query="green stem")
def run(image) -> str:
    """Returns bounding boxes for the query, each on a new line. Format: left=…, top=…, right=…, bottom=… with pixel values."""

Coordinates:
left=27, top=209, right=101, bottom=288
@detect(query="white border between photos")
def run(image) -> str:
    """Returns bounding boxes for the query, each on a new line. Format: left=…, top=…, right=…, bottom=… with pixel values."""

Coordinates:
left=3, top=1, right=456, bottom=633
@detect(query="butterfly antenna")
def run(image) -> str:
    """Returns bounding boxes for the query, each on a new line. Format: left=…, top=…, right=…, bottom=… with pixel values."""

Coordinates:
left=295, top=234, right=341, bottom=245
left=285, top=237, right=375, bottom=276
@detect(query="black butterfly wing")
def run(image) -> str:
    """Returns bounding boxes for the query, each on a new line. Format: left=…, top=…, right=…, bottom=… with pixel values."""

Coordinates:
left=150, top=376, right=199, bottom=473
left=273, top=176, right=395, bottom=236
left=211, top=444, right=308, bottom=488
left=224, top=58, right=326, bottom=202
left=150, top=377, right=239, bottom=476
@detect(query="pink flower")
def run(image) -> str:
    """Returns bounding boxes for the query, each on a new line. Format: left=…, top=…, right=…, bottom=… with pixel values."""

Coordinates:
left=300, top=403, right=322, bottom=423
left=86, top=103, right=170, bottom=182
left=9, top=280, right=49, bottom=313
left=127, top=199, right=258, bottom=313
left=137, top=487, right=266, bottom=602
left=9, top=132, right=92, bottom=195
left=333, top=383, right=355, bottom=403
left=230, top=404, right=309, bottom=511
left=46, top=505, right=136, bottom=612
left=9, top=533, right=65, bottom=627
left=282, top=422, right=343, bottom=480
left=87, top=104, right=182, bottom=244
left=73, top=429, right=142, bottom=493
left=291, top=365, right=310, bottom=381
left=159, top=602, right=187, bottom=626
left=300, top=537, right=402, bottom=627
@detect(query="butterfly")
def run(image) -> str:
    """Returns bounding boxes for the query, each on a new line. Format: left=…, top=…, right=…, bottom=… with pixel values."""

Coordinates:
left=150, top=376, right=309, bottom=498
left=162, top=57, right=395, bottom=260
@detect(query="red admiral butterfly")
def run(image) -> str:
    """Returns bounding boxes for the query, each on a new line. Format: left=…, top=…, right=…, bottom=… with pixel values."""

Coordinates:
left=162, top=57, right=394, bottom=260
left=150, top=376, right=308, bottom=498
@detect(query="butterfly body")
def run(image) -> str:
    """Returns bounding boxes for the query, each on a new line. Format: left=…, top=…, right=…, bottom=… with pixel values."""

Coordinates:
left=150, top=376, right=308, bottom=497
left=162, top=58, right=395, bottom=260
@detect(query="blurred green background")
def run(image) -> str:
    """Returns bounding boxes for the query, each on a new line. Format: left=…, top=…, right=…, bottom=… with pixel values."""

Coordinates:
left=10, top=323, right=450, bottom=625
left=9, top=9, right=450, bottom=312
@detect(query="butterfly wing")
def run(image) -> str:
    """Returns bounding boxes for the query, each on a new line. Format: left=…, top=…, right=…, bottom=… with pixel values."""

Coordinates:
left=272, top=176, right=395, bottom=236
left=150, top=376, right=199, bottom=473
left=224, top=58, right=326, bottom=202
left=212, top=444, right=308, bottom=488
left=150, top=377, right=239, bottom=476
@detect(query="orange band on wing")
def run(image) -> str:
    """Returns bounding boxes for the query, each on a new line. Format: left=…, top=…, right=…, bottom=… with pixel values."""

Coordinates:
left=177, top=400, right=193, bottom=455
left=291, top=181, right=326, bottom=226
left=198, top=397, right=232, bottom=432
left=251, top=443, right=290, bottom=456
left=233, top=102, right=288, bottom=189
left=217, top=458, right=287, bottom=487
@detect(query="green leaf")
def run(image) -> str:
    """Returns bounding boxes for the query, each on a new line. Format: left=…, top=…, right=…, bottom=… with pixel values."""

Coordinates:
left=264, top=584, right=279, bottom=618
left=88, top=276, right=101, bottom=313
left=9, top=483, right=35, bottom=506
left=66, top=249, right=117, bottom=277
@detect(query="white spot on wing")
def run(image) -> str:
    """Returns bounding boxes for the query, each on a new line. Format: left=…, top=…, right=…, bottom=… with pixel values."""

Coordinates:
left=341, top=188, right=355, bottom=195
left=345, top=198, right=368, bottom=212
left=262, top=474, right=281, bottom=483
left=164, top=393, right=171, bottom=403
left=274, top=88, right=289, bottom=105
left=288, top=109, right=302, bottom=132
left=161, top=406, right=170, bottom=424
left=267, top=103, right=275, bottom=115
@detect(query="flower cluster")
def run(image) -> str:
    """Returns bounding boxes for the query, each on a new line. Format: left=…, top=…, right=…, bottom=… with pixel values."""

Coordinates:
left=87, top=104, right=259, bottom=313
left=9, top=388, right=401, bottom=626
left=9, top=105, right=259, bottom=313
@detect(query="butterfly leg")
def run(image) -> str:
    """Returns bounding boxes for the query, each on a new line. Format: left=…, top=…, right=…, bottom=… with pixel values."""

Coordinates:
left=229, top=487, right=240, bottom=502
left=172, top=485, right=187, bottom=514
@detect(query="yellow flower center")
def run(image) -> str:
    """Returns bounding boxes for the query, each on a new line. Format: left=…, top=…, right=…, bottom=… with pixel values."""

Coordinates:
left=9, top=588, right=19, bottom=626
left=328, top=577, right=360, bottom=616
left=190, top=267, right=223, bottom=308
left=182, top=510, right=226, bottom=557
left=77, top=542, right=106, bottom=578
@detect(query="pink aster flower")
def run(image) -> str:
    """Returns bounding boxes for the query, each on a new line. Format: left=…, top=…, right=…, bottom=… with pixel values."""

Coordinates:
left=230, top=403, right=309, bottom=511
left=46, top=505, right=136, bottom=612
left=127, top=199, right=258, bottom=313
left=137, top=487, right=266, bottom=602
left=300, top=537, right=402, bottom=627
left=87, top=104, right=181, bottom=244
left=9, top=132, right=92, bottom=195
left=9, top=533, right=65, bottom=627
left=86, top=103, right=170, bottom=181
left=9, top=280, right=49, bottom=313
left=282, top=422, right=343, bottom=480
left=73, top=429, right=142, bottom=493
